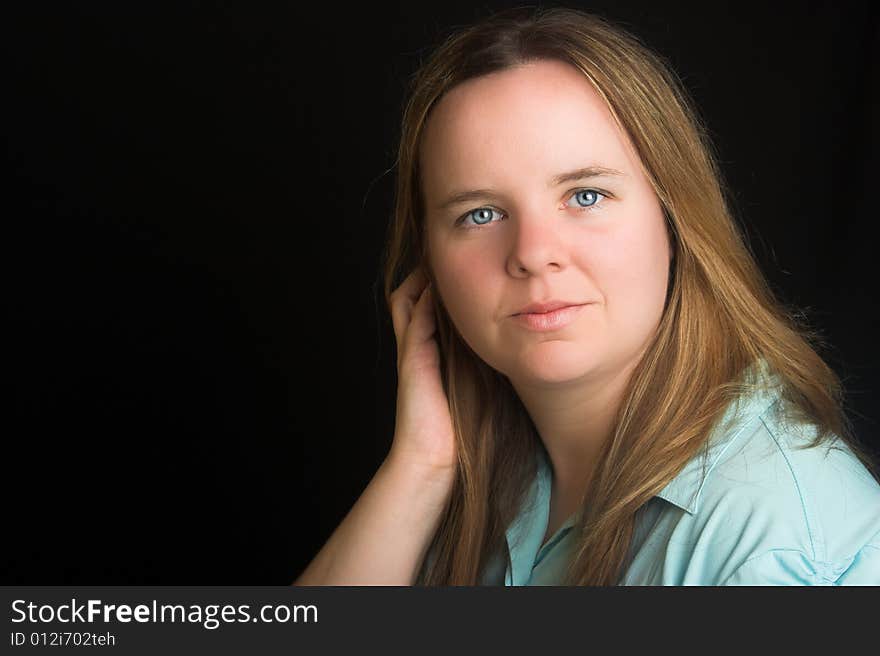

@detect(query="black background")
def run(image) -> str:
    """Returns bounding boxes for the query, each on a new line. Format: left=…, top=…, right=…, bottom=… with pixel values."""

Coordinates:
left=4, top=1, right=879, bottom=583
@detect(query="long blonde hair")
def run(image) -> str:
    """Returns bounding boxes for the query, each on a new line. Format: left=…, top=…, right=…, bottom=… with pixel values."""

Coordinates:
left=379, top=6, right=879, bottom=585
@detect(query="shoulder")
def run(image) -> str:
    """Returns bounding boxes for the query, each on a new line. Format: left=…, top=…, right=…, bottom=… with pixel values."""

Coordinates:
left=686, top=400, right=880, bottom=584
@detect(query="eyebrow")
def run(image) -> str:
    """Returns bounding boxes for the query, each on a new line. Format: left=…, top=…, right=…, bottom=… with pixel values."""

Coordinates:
left=436, top=165, right=626, bottom=211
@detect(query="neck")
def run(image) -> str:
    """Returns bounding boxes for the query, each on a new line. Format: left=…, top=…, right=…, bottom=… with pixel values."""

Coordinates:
left=510, top=355, right=640, bottom=509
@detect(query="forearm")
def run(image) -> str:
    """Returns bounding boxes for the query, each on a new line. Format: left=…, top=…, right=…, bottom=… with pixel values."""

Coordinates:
left=293, top=452, right=455, bottom=585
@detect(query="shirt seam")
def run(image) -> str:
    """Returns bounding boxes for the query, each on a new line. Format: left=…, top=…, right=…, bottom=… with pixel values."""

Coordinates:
left=758, top=413, right=821, bottom=562
left=687, top=395, right=784, bottom=515
left=718, top=548, right=823, bottom=585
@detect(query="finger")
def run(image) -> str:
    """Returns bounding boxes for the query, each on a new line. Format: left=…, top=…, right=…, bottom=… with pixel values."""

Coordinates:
left=401, top=267, right=428, bottom=302
left=390, top=287, right=416, bottom=348
left=390, top=269, right=429, bottom=343
left=405, top=283, right=437, bottom=346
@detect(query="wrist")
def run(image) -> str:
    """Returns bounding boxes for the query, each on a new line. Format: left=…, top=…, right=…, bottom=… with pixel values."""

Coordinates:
left=384, top=446, right=458, bottom=486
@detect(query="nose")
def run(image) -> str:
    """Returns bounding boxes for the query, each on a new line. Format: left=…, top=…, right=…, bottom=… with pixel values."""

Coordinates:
left=505, top=210, right=568, bottom=277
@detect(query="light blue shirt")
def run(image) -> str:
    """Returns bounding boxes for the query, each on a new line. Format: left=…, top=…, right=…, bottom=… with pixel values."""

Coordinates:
left=478, top=371, right=880, bottom=585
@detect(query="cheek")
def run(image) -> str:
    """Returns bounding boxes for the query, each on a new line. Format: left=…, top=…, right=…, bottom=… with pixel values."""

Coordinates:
left=594, top=214, right=670, bottom=315
left=431, top=248, right=496, bottom=325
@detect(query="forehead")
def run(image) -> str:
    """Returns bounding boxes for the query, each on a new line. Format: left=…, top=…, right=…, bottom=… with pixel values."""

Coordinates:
left=419, top=59, right=640, bottom=203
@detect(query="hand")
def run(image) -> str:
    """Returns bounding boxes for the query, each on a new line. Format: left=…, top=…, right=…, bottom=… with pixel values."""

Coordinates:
left=387, top=267, right=457, bottom=475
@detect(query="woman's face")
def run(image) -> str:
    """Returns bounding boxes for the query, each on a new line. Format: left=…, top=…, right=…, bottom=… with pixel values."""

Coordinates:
left=420, top=59, right=673, bottom=387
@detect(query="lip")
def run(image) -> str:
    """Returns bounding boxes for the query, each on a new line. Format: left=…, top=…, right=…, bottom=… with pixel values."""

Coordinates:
left=513, top=300, right=585, bottom=315
left=512, top=303, right=589, bottom=331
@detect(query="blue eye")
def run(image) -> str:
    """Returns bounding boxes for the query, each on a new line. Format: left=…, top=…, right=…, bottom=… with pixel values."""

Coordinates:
left=462, top=207, right=500, bottom=227
left=566, top=189, right=604, bottom=210
left=457, top=188, right=607, bottom=230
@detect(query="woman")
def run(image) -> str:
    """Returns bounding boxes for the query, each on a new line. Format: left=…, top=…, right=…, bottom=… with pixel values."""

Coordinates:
left=295, top=6, right=880, bottom=585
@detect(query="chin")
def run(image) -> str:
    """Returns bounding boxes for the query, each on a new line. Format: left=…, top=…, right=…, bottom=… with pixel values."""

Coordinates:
left=513, top=344, right=598, bottom=386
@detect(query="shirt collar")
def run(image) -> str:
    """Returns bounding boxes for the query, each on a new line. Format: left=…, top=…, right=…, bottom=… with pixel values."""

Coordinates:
left=530, top=357, right=784, bottom=518
left=653, top=358, right=783, bottom=514
left=503, top=359, right=784, bottom=583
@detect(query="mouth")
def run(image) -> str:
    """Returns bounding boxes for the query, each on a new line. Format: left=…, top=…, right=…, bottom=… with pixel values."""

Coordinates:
left=512, top=303, right=589, bottom=331
left=513, top=299, right=588, bottom=316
